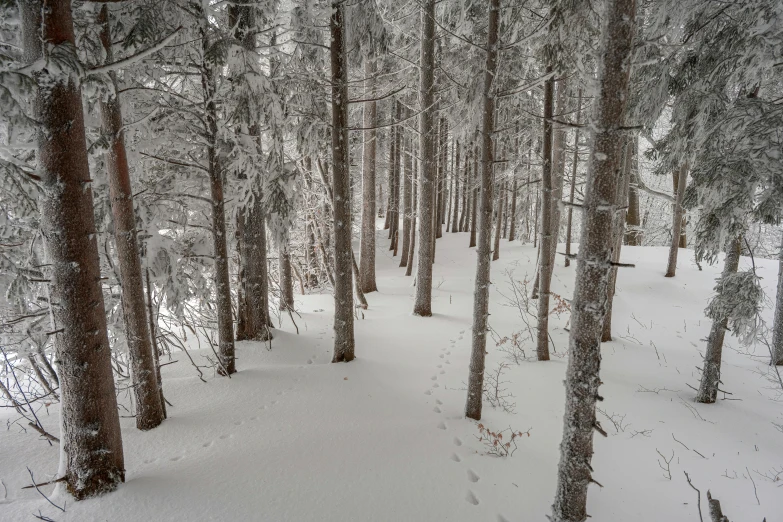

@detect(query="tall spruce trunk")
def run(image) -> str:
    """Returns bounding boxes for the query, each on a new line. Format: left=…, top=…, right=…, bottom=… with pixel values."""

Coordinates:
left=359, top=58, right=378, bottom=292
left=98, top=6, right=164, bottom=430
left=465, top=0, right=499, bottom=421
left=564, top=89, right=583, bottom=267
left=665, top=164, right=688, bottom=277
left=413, top=0, right=437, bottom=316
left=234, top=4, right=272, bottom=343
left=624, top=138, right=642, bottom=245
left=279, top=241, right=294, bottom=311
left=551, top=0, right=636, bottom=519
left=696, top=237, right=742, bottom=403
left=21, top=0, right=125, bottom=498
left=508, top=175, right=518, bottom=241
left=390, top=101, right=403, bottom=253
left=400, top=137, right=413, bottom=266
left=460, top=148, right=470, bottom=232
left=535, top=72, right=555, bottom=360
left=492, top=179, right=504, bottom=261
left=451, top=142, right=461, bottom=233
left=674, top=169, right=687, bottom=248
left=406, top=150, right=418, bottom=277
left=330, top=1, right=355, bottom=361
left=773, top=233, right=783, bottom=365
left=469, top=148, right=479, bottom=248
left=199, top=19, right=236, bottom=376
left=601, top=138, right=633, bottom=342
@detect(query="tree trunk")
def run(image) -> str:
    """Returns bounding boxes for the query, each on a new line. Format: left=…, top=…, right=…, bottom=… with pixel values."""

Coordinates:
left=460, top=148, right=470, bottom=232
left=469, top=147, right=479, bottom=248
left=98, top=6, right=164, bottom=431
left=535, top=70, right=555, bottom=361
left=21, top=0, right=125, bottom=499
left=400, top=136, right=413, bottom=266
left=199, top=18, right=236, bottom=376
left=451, top=142, right=461, bottom=233
left=665, top=164, right=688, bottom=277
left=492, top=179, right=504, bottom=261
left=696, top=237, right=742, bottom=403
left=508, top=175, right=518, bottom=241
left=772, top=232, right=783, bottom=365
left=674, top=169, right=687, bottom=248
left=413, top=0, right=437, bottom=317
left=601, top=138, right=633, bottom=342
left=279, top=241, right=294, bottom=311
left=465, top=0, right=499, bottom=421
left=564, top=89, right=583, bottom=267
left=145, top=268, right=166, bottom=417
left=406, top=151, right=418, bottom=277
left=551, top=0, right=636, bottom=519
left=624, top=137, right=642, bottom=245
left=330, top=1, right=355, bottom=362
left=359, top=58, right=378, bottom=292
left=390, top=100, right=402, bottom=253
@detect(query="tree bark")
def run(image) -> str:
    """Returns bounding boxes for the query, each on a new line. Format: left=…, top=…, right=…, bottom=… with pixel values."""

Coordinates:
left=21, top=0, right=125, bottom=499
left=564, top=89, right=583, bottom=267
left=492, top=179, right=504, bottom=261
left=279, top=241, right=294, bottom=311
left=451, top=142, right=461, bottom=233
left=772, top=232, right=783, bottom=365
left=535, top=71, right=555, bottom=361
left=406, top=150, right=418, bottom=277
left=696, top=237, right=742, bottom=403
left=390, top=100, right=402, bottom=253
left=199, top=15, right=236, bottom=376
left=330, top=1, right=355, bottom=361
left=624, top=137, right=642, bottom=245
left=359, top=58, right=378, bottom=292
left=508, top=174, right=518, bottom=241
left=551, top=0, right=636, bottom=519
left=465, top=0, right=499, bottom=421
left=400, top=136, right=413, bottom=266
left=413, top=0, right=437, bottom=317
left=98, top=6, right=164, bottom=431
left=469, top=147, right=479, bottom=248
left=601, top=138, right=633, bottom=342
left=665, top=164, right=688, bottom=277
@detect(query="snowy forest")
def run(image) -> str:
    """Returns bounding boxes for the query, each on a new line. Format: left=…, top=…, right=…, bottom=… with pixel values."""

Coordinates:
left=1, top=0, right=782, bottom=520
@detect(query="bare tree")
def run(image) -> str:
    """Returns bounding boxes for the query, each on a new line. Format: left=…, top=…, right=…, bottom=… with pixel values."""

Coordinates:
left=551, top=0, right=637, bottom=519
left=21, top=0, right=125, bottom=498
left=465, top=0, right=499, bottom=421
left=413, top=0, right=437, bottom=317
left=330, top=0, right=355, bottom=362
left=98, top=5, right=165, bottom=431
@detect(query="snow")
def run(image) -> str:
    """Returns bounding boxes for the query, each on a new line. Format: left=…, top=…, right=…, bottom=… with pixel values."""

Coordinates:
left=2, top=228, right=782, bottom=521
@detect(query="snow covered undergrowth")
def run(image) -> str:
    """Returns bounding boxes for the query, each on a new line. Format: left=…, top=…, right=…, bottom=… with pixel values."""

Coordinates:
left=2, top=232, right=782, bottom=521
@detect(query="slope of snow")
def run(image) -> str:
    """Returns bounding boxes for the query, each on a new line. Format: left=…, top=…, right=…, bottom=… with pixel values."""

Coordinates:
left=2, top=229, right=782, bottom=521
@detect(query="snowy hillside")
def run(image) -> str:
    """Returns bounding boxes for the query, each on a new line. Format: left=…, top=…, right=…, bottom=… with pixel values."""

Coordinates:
left=2, top=232, right=781, bottom=521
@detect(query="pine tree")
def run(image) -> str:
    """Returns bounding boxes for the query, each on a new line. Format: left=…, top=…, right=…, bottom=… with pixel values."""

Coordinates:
left=21, top=0, right=125, bottom=499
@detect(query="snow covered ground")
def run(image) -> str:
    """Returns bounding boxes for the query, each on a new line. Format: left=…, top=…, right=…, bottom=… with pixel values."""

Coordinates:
left=2, top=229, right=782, bottom=521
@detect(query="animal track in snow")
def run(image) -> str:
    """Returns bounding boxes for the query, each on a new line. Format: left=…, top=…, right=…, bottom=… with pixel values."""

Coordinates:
left=424, top=389, right=432, bottom=395
left=432, top=383, right=440, bottom=388
left=458, top=336, right=463, bottom=340
left=467, top=469, right=480, bottom=483
left=465, top=490, right=479, bottom=505
left=170, top=456, right=182, bottom=462
left=202, top=441, right=213, bottom=448
left=439, top=354, right=445, bottom=359
left=431, top=375, right=438, bottom=381
left=437, top=421, right=447, bottom=430
left=435, top=399, right=442, bottom=405
left=234, top=420, right=243, bottom=426
left=440, top=370, right=445, bottom=374
left=497, top=515, right=511, bottom=522
left=219, top=434, right=231, bottom=440
left=307, top=359, right=313, bottom=364
left=433, top=406, right=442, bottom=413
left=437, top=364, right=442, bottom=368
left=450, top=453, right=461, bottom=462
left=453, top=437, right=462, bottom=446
